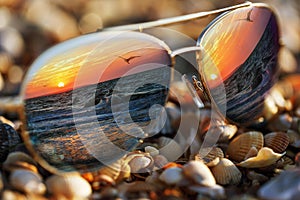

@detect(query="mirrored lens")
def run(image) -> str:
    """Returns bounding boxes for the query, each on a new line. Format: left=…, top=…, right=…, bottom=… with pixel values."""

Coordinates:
left=197, top=5, right=280, bottom=125
left=21, top=31, right=172, bottom=172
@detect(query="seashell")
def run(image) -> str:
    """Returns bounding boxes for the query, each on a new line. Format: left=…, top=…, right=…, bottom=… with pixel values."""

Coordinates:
left=188, top=184, right=225, bottom=199
left=197, top=146, right=224, bottom=164
left=264, top=132, right=289, bottom=153
left=96, top=157, right=131, bottom=182
left=46, top=172, right=92, bottom=199
left=3, top=152, right=38, bottom=173
left=0, top=122, right=22, bottom=162
left=90, top=174, right=116, bottom=191
left=1, top=190, right=27, bottom=200
left=126, top=153, right=154, bottom=173
left=159, top=167, right=183, bottom=185
left=153, top=154, right=169, bottom=169
left=183, top=160, right=216, bottom=187
left=145, top=146, right=159, bottom=157
left=226, top=131, right=264, bottom=162
left=9, top=169, right=46, bottom=195
left=209, top=124, right=237, bottom=142
left=210, top=158, right=241, bottom=185
left=237, top=147, right=285, bottom=168
left=258, top=168, right=300, bottom=200
left=244, top=146, right=258, bottom=160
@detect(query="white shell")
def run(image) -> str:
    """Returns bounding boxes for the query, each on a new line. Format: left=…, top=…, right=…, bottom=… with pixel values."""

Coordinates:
left=46, top=172, right=92, bottom=199
left=183, top=160, right=216, bottom=187
left=10, top=169, right=46, bottom=195
left=159, top=167, right=183, bottom=185
left=237, top=147, right=285, bottom=168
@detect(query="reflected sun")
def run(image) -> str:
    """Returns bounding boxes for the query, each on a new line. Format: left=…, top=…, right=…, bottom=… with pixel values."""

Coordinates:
left=57, top=82, right=65, bottom=88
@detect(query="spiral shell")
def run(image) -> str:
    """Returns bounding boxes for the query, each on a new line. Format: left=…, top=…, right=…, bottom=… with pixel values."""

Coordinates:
left=210, top=158, right=241, bottom=185
left=226, top=131, right=264, bottom=162
left=264, top=132, right=289, bottom=153
left=0, top=122, right=22, bottom=162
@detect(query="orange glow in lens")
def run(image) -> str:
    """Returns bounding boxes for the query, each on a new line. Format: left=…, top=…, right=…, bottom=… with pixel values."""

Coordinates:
left=25, top=36, right=170, bottom=99
left=199, top=6, right=272, bottom=88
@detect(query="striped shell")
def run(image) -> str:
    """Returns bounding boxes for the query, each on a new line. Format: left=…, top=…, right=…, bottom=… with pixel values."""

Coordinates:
left=226, top=131, right=264, bottom=162
left=264, top=132, right=289, bottom=153
left=196, top=146, right=224, bottom=165
left=210, top=158, right=241, bottom=185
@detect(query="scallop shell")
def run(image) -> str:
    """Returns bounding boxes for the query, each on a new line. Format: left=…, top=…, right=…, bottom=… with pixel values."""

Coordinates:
left=237, top=147, right=285, bottom=168
left=183, top=160, right=216, bottom=187
left=197, top=146, right=224, bottom=164
left=0, top=122, right=22, bottom=162
left=226, top=131, right=264, bottom=162
left=264, top=132, right=289, bottom=153
left=10, top=169, right=46, bottom=195
left=159, top=167, right=183, bottom=185
left=46, top=172, right=92, bottom=199
left=210, top=158, right=241, bottom=185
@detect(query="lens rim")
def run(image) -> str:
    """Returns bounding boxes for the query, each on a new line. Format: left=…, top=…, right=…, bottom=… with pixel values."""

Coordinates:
left=196, top=3, right=280, bottom=126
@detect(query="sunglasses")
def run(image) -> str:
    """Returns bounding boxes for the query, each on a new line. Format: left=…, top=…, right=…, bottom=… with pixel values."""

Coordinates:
left=0, top=2, right=280, bottom=173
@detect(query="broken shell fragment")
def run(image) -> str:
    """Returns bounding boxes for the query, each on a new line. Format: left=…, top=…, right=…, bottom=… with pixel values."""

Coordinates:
left=10, top=169, right=46, bottom=195
left=183, top=160, right=216, bottom=187
left=210, top=158, right=241, bottom=185
left=227, top=131, right=264, bottom=162
left=46, top=172, right=92, bottom=199
left=237, top=147, right=285, bottom=168
left=264, top=132, right=289, bottom=153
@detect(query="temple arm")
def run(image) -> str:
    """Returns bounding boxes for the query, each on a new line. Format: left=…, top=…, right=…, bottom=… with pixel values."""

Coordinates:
left=102, top=2, right=252, bottom=31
